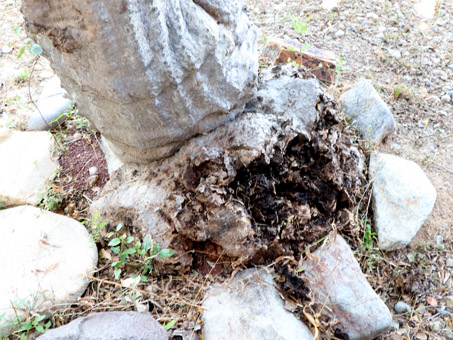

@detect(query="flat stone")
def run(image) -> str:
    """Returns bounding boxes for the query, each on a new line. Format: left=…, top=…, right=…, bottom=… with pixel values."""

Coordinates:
left=301, top=234, right=393, bottom=340
left=340, top=78, right=397, bottom=144
left=0, top=206, right=98, bottom=336
left=202, top=268, right=314, bottom=340
left=0, top=129, right=58, bottom=206
left=36, top=311, right=167, bottom=340
left=263, top=38, right=338, bottom=83
left=27, top=76, right=73, bottom=131
left=370, top=153, right=437, bottom=251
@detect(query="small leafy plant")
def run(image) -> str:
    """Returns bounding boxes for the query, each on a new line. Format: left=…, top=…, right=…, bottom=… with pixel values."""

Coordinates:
left=107, top=223, right=175, bottom=281
left=0, top=301, right=51, bottom=340
left=85, top=212, right=108, bottom=244
left=362, top=218, right=377, bottom=249
left=14, top=71, right=30, bottom=84
left=289, top=14, right=312, bottom=35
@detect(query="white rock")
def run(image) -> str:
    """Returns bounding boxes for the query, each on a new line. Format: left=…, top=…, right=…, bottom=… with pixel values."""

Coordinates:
left=441, top=94, right=452, bottom=103
left=340, top=78, right=397, bottom=144
left=202, top=268, right=314, bottom=340
left=370, top=153, right=437, bottom=251
left=0, top=206, right=98, bottom=336
left=1, top=45, right=13, bottom=54
left=301, top=234, right=393, bottom=340
left=388, top=48, right=402, bottom=59
left=0, top=129, right=58, bottom=206
left=88, top=166, right=98, bottom=176
left=394, top=301, right=412, bottom=313
left=27, top=76, right=73, bottom=131
left=335, top=29, right=345, bottom=37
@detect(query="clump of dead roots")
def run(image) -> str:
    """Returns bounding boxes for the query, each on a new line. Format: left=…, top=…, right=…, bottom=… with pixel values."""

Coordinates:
left=168, top=93, right=363, bottom=267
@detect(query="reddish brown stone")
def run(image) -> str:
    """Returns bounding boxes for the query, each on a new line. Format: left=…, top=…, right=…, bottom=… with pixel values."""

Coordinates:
left=263, top=38, right=338, bottom=83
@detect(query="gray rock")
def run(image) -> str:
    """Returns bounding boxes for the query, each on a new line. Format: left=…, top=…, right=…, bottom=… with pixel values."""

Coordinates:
left=36, top=311, right=167, bottom=340
left=0, top=206, right=98, bottom=336
left=301, top=234, right=392, bottom=340
left=202, top=268, right=314, bottom=340
left=0, top=129, right=58, bottom=206
left=340, top=78, right=397, bottom=144
left=27, top=76, right=72, bottom=131
left=394, top=301, right=412, bottom=313
left=22, top=0, right=258, bottom=163
left=370, top=153, right=437, bottom=251
left=257, top=67, right=322, bottom=138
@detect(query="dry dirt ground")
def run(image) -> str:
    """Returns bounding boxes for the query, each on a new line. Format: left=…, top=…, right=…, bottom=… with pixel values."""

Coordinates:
left=0, top=0, right=452, bottom=339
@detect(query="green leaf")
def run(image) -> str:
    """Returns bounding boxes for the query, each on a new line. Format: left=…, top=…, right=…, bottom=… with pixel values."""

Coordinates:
left=29, top=43, right=43, bottom=56
left=126, top=236, right=134, bottom=244
left=122, top=248, right=136, bottom=255
left=34, top=315, right=46, bottom=323
left=163, top=320, right=176, bottom=331
left=108, top=238, right=121, bottom=247
left=116, top=222, right=124, bottom=231
left=114, top=268, right=122, bottom=280
left=111, top=246, right=121, bottom=254
left=407, top=253, right=415, bottom=263
left=158, top=249, right=175, bottom=258
left=140, top=276, right=149, bottom=283
left=36, top=325, right=45, bottom=333
left=17, top=46, right=26, bottom=59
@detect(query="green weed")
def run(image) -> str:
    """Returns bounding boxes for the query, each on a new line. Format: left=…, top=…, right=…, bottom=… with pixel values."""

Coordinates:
left=107, top=223, right=175, bottom=281
left=14, top=71, right=30, bottom=84
left=289, top=14, right=312, bottom=35
left=0, top=301, right=50, bottom=340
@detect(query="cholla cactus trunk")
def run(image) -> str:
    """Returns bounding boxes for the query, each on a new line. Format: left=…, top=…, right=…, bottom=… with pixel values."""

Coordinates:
left=21, top=0, right=258, bottom=163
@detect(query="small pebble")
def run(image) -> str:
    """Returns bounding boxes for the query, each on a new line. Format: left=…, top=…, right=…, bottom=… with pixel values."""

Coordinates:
left=446, top=257, right=453, bottom=268
left=388, top=48, right=402, bottom=59
left=446, top=329, right=453, bottom=340
left=441, top=94, right=452, bottom=103
left=1, top=46, right=13, bottom=54
left=335, top=29, right=345, bottom=37
left=395, top=301, right=412, bottom=313
left=87, top=175, right=98, bottom=187
left=89, top=166, right=98, bottom=176
left=34, top=64, right=44, bottom=71
left=71, top=132, right=82, bottom=141
left=435, top=235, right=443, bottom=246
left=430, top=320, right=444, bottom=332
left=391, top=143, right=402, bottom=151
left=415, top=332, right=427, bottom=340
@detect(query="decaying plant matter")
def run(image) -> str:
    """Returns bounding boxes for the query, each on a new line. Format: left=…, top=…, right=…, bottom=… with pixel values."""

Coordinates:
left=92, top=66, right=364, bottom=271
